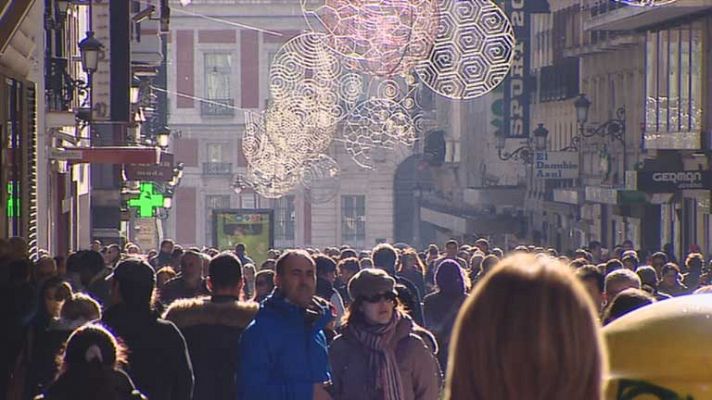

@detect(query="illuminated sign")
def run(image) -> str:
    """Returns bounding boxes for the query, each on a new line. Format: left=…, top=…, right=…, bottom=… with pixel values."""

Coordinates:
left=128, top=182, right=164, bottom=218
left=6, top=182, right=20, bottom=217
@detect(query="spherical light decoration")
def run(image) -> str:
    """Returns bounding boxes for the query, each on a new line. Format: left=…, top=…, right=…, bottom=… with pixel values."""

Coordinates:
left=414, top=0, right=514, bottom=100
left=301, top=0, right=440, bottom=77
left=342, top=98, right=417, bottom=169
left=300, top=154, right=341, bottom=204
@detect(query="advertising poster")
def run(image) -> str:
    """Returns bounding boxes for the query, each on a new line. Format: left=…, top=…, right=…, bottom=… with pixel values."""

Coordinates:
left=213, top=209, right=274, bottom=268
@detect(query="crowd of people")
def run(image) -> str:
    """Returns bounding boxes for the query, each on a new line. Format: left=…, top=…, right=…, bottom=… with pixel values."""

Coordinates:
left=2, top=235, right=712, bottom=399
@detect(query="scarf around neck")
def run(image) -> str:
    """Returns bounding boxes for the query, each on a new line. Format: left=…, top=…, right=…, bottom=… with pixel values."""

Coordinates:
left=348, top=311, right=405, bottom=400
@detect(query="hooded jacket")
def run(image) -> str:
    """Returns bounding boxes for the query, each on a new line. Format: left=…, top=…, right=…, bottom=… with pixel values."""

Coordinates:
left=163, top=296, right=259, bottom=400
left=238, top=290, right=332, bottom=400
left=102, top=304, right=194, bottom=400
left=328, top=316, right=442, bottom=400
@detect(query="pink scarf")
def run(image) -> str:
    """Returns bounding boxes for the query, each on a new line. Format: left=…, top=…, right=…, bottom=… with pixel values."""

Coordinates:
left=348, top=312, right=405, bottom=400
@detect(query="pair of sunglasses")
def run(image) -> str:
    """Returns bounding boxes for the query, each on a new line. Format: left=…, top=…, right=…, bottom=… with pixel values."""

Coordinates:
left=363, top=291, right=397, bottom=303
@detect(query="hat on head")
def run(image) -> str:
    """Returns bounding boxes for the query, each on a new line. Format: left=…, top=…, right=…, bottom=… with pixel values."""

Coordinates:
left=105, top=258, right=155, bottom=288
left=348, top=268, right=397, bottom=300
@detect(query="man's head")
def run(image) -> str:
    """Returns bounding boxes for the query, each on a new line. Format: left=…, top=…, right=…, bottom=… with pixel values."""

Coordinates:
left=207, top=253, right=243, bottom=297
left=235, top=243, right=246, bottom=256
left=685, top=253, right=704, bottom=274
left=474, top=238, right=490, bottom=254
left=651, top=252, right=668, bottom=269
left=445, top=239, right=459, bottom=257
left=605, top=259, right=624, bottom=275
left=576, top=265, right=605, bottom=310
left=636, top=266, right=658, bottom=289
left=605, top=269, right=641, bottom=302
left=622, top=254, right=639, bottom=271
left=90, top=240, right=102, bottom=253
left=159, top=239, right=174, bottom=255
left=314, top=255, right=337, bottom=284
left=371, top=243, right=398, bottom=274
left=337, top=257, right=361, bottom=286
left=275, top=250, right=316, bottom=307
left=108, top=258, right=156, bottom=310
left=180, top=250, right=204, bottom=283
left=661, top=263, right=681, bottom=287
left=589, top=241, right=602, bottom=259
left=622, top=240, right=634, bottom=252
left=480, top=255, right=500, bottom=276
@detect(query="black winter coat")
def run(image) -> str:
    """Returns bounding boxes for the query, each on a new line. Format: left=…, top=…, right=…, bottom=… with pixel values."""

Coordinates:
left=35, top=368, right=146, bottom=400
left=102, top=304, right=194, bottom=400
left=163, top=296, right=259, bottom=400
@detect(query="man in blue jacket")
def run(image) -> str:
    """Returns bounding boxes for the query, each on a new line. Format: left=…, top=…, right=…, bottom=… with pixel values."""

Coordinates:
left=239, top=249, right=333, bottom=400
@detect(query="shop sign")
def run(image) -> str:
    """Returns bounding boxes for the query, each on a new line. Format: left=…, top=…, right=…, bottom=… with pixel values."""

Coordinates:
left=534, top=152, right=579, bottom=179
left=637, top=171, right=712, bottom=192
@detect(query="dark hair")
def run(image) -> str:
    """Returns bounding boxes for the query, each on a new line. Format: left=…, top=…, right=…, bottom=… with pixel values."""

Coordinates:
left=372, top=243, right=398, bottom=271
left=589, top=241, right=602, bottom=250
left=445, top=239, right=459, bottom=248
left=255, top=270, right=275, bottom=285
left=114, top=260, right=155, bottom=311
left=661, top=263, right=681, bottom=276
left=651, top=251, right=668, bottom=264
left=603, top=288, right=655, bottom=325
left=275, top=249, right=314, bottom=276
left=314, top=254, right=337, bottom=276
left=686, top=253, right=704, bottom=272
left=621, top=254, right=640, bottom=268
left=576, top=265, right=605, bottom=293
left=260, top=259, right=276, bottom=271
left=160, top=239, right=174, bottom=248
left=337, top=257, right=361, bottom=276
left=604, top=259, right=624, bottom=275
left=235, top=243, right=246, bottom=252
left=427, top=244, right=439, bottom=255
left=340, top=249, right=358, bottom=260
left=481, top=255, right=499, bottom=272
left=209, top=253, right=243, bottom=290
left=436, top=260, right=467, bottom=294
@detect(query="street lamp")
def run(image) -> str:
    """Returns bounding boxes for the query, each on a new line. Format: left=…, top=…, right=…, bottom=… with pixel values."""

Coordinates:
left=496, top=124, right=549, bottom=163
left=130, top=77, right=141, bottom=104
left=156, top=127, right=170, bottom=149
left=78, top=31, right=103, bottom=74
left=55, top=0, right=70, bottom=21
left=573, top=93, right=625, bottom=143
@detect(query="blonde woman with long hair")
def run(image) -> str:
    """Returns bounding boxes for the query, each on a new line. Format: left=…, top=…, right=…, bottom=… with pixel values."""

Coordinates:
left=445, top=254, right=606, bottom=400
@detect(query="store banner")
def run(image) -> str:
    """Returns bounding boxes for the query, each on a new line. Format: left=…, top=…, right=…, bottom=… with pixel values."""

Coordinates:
left=534, top=152, right=579, bottom=179
left=637, top=171, right=712, bottom=192
left=213, top=209, right=274, bottom=267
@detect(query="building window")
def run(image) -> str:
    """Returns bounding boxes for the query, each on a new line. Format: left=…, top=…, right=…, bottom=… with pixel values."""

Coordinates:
left=202, top=53, right=234, bottom=116
left=206, top=195, right=231, bottom=244
left=204, top=53, right=232, bottom=100
left=645, top=22, right=703, bottom=134
left=274, top=195, right=295, bottom=242
left=341, top=195, right=365, bottom=246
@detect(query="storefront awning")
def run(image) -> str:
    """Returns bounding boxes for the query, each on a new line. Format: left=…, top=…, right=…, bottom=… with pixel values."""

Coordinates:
left=50, top=147, right=162, bottom=165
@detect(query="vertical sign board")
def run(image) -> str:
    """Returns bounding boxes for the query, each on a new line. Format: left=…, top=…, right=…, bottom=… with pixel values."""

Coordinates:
left=501, top=0, right=549, bottom=138
left=213, top=209, right=274, bottom=268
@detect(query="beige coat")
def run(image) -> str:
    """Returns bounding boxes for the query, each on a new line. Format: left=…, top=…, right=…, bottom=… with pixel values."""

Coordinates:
left=328, top=318, right=442, bottom=400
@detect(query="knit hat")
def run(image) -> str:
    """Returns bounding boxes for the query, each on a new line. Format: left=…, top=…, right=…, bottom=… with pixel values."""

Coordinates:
left=348, top=268, right=397, bottom=300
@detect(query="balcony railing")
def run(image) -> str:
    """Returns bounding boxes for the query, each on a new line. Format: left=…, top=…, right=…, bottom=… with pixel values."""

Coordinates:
left=203, top=162, right=233, bottom=175
left=200, top=98, right=235, bottom=116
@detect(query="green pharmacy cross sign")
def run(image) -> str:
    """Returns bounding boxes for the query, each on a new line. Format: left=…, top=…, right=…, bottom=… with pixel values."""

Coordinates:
left=7, top=182, right=20, bottom=218
left=128, top=182, right=164, bottom=218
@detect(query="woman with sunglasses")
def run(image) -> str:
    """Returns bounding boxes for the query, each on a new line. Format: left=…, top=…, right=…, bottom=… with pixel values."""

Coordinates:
left=329, top=269, right=441, bottom=400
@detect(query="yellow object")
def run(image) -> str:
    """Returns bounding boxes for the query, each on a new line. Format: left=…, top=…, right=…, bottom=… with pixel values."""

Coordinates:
left=603, top=294, right=712, bottom=399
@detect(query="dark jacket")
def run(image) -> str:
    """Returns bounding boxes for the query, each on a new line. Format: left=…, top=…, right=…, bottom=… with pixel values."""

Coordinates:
left=24, top=319, right=81, bottom=399
left=239, top=290, right=332, bottom=400
left=329, top=316, right=442, bottom=400
left=150, top=252, right=173, bottom=269
left=86, top=267, right=112, bottom=307
left=163, top=296, right=259, bottom=400
left=394, top=277, right=424, bottom=326
left=423, top=292, right=466, bottom=370
left=102, top=304, right=194, bottom=400
left=398, top=269, right=427, bottom=299
left=34, top=368, right=145, bottom=400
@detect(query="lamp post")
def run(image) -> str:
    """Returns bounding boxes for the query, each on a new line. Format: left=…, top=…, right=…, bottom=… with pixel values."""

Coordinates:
left=78, top=31, right=102, bottom=75
left=574, top=93, right=625, bottom=144
left=496, top=124, right=549, bottom=163
left=156, top=127, right=170, bottom=150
